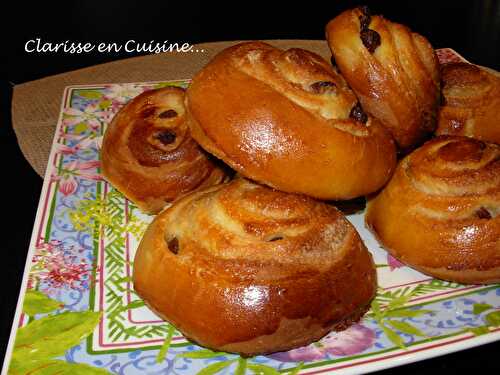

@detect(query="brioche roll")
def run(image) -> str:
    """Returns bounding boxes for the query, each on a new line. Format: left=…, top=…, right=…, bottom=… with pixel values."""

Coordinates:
left=437, top=62, right=500, bottom=144
left=133, top=178, right=377, bottom=356
left=366, top=136, right=500, bottom=284
left=101, top=87, right=226, bottom=214
left=326, top=6, right=440, bottom=150
left=185, top=41, right=396, bottom=200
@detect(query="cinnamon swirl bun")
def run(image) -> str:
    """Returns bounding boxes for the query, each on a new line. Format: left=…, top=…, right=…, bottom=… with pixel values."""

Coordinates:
left=185, top=41, right=396, bottom=200
left=133, top=178, right=377, bottom=355
left=101, top=87, right=226, bottom=214
left=366, top=136, right=500, bottom=284
left=436, top=62, right=500, bottom=144
left=326, top=6, right=441, bottom=150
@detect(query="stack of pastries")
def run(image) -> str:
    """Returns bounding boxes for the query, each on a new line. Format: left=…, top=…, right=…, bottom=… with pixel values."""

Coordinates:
left=101, top=6, right=499, bottom=356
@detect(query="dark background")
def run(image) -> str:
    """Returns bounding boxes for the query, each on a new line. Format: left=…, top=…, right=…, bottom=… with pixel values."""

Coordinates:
left=1, top=0, right=500, bottom=373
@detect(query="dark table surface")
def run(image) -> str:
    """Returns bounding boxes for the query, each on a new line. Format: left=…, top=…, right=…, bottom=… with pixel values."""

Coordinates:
left=2, top=0, right=500, bottom=372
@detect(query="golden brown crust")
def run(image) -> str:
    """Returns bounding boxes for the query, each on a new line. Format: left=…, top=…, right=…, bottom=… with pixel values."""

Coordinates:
left=366, top=136, right=500, bottom=284
left=326, top=7, right=440, bottom=150
left=436, top=62, right=500, bottom=144
left=185, top=41, right=396, bottom=200
left=133, top=178, right=377, bottom=355
left=101, top=87, right=226, bottom=214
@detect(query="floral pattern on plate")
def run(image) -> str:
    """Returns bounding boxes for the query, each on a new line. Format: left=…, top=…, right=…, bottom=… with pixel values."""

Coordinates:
left=3, top=50, right=500, bottom=375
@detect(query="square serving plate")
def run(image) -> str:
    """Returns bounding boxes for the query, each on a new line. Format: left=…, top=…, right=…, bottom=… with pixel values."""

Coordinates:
left=3, top=48, right=500, bottom=375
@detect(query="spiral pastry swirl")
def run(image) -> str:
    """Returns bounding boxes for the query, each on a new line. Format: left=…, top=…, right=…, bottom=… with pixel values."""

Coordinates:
left=186, top=41, right=396, bottom=200
left=133, top=178, right=376, bottom=355
left=366, top=136, right=500, bottom=284
left=326, top=6, right=441, bottom=150
left=101, top=87, right=226, bottom=214
left=436, top=62, right=500, bottom=144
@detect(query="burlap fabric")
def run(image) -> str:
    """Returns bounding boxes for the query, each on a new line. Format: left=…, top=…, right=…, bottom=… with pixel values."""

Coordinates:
left=11, top=40, right=330, bottom=177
